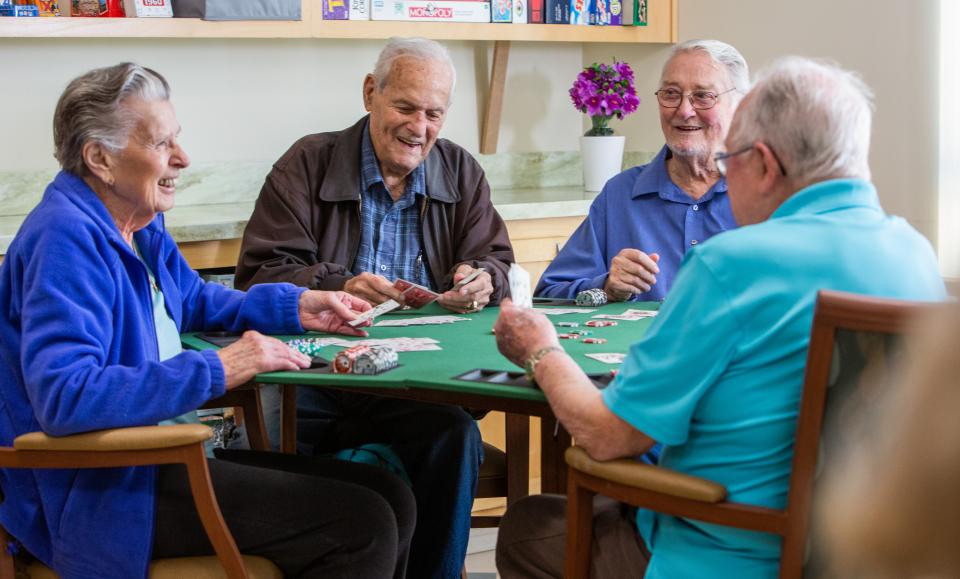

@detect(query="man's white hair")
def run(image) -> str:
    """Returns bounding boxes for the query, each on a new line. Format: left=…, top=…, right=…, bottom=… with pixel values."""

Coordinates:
left=730, top=57, right=875, bottom=183
left=661, top=39, right=750, bottom=96
left=372, top=37, right=457, bottom=103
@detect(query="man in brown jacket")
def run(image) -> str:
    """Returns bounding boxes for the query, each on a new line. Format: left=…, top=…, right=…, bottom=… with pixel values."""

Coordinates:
left=235, top=37, right=514, bottom=579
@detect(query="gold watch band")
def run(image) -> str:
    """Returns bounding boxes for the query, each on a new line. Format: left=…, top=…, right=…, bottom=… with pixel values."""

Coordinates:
left=524, top=345, right=564, bottom=382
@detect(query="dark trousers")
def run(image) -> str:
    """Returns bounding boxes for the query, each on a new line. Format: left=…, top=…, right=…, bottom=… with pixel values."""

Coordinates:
left=153, top=449, right=416, bottom=579
left=293, top=387, right=483, bottom=579
left=496, top=494, right=649, bottom=579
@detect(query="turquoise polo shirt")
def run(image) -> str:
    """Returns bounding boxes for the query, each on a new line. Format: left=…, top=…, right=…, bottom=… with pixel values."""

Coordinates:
left=602, top=178, right=946, bottom=578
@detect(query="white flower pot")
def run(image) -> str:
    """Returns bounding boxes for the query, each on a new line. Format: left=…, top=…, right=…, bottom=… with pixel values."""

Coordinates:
left=580, top=135, right=626, bottom=192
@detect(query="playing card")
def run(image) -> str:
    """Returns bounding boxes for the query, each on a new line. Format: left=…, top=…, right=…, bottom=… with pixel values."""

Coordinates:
left=375, top=316, right=470, bottom=327
left=537, top=308, right=596, bottom=315
left=452, top=267, right=486, bottom=290
left=393, top=279, right=441, bottom=309
left=508, top=263, right=532, bottom=308
left=585, top=353, right=626, bottom=364
left=592, top=309, right=658, bottom=321
left=338, top=337, right=442, bottom=352
left=347, top=299, right=401, bottom=327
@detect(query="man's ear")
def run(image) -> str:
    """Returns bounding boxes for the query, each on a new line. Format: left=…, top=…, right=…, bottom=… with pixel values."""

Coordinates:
left=362, top=74, right=377, bottom=112
left=81, top=141, right=116, bottom=186
left=754, top=142, right=782, bottom=191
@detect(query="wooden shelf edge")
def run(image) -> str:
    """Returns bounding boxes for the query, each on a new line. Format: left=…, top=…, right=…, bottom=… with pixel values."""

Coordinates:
left=0, top=20, right=673, bottom=42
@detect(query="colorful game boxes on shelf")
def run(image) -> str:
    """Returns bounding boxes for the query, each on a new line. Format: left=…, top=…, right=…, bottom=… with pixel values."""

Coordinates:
left=490, top=0, right=509, bottom=22
left=527, top=0, right=542, bottom=22
left=371, top=0, right=490, bottom=22
left=349, top=0, right=369, bottom=19
left=634, top=0, right=647, bottom=25
left=322, top=0, right=347, bottom=19
left=71, top=0, right=124, bottom=16
left=123, top=0, right=172, bottom=17
left=545, top=0, right=567, bottom=23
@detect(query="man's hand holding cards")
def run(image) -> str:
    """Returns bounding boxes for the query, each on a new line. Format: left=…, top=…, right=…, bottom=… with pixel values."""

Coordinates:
left=393, top=278, right=442, bottom=309
left=438, top=265, right=492, bottom=313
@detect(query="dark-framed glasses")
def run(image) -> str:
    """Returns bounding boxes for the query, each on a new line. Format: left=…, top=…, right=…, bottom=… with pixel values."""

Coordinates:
left=654, top=87, right=737, bottom=110
left=714, top=144, right=789, bottom=178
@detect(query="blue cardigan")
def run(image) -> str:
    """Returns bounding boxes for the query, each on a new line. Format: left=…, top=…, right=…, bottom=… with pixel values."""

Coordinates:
left=0, top=172, right=306, bottom=578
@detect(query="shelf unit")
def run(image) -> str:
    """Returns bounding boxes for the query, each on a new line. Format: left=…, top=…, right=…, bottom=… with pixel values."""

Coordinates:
left=0, top=0, right=678, bottom=152
left=0, top=0, right=677, bottom=42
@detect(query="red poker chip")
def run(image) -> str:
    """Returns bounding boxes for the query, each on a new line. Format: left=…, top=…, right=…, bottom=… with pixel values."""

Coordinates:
left=582, top=338, right=607, bottom=344
left=558, top=333, right=580, bottom=340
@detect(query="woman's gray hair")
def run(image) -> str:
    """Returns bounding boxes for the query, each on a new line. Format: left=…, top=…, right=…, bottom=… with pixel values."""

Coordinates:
left=661, top=39, right=750, bottom=95
left=372, top=37, right=457, bottom=103
left=53, top=62, right=170, bottom=175
left=731, top=57, right=874, bottom=183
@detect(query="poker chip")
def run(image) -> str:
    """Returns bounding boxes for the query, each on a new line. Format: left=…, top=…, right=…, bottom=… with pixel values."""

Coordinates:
left=573, top=330, right=593, bottom=336
left=558, top=333, right=580, bottom=340
left=353, top=346, right=399, bottom=375
left=582, top=338, right=607, bottom=344
left=576, top=288, right=608, bottom=307
left=333, top=345, right=398, bottom=375
left=585, top=320, right=618, bottom=328
left=556, top=322, right=580, bottom=328
left=287, top=337, right=328, bottom=357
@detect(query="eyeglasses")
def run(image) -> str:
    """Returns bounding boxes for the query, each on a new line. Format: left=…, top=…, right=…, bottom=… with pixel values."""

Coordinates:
left=714, top=144, right=788, bottom=177
left=654, top=87, right=737, bottom=110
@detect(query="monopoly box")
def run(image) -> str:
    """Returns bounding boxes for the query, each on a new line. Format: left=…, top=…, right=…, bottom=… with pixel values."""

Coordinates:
left=371, top=0, right=489, bottom=22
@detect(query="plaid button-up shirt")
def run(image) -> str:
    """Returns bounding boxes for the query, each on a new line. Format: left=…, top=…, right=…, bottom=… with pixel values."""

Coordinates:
left=351, top=124, right=434, bottom=290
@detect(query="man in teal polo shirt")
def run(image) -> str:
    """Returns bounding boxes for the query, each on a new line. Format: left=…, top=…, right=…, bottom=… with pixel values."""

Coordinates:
left=492, top=57, right=946, bottom=578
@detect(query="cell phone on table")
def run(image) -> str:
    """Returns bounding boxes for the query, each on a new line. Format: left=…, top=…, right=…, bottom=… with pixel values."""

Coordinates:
left=453, top=267, right=486, bottom=290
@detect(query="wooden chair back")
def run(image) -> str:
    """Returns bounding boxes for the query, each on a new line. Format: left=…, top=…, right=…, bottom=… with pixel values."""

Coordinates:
left=564, top=289, right=933, bottom=579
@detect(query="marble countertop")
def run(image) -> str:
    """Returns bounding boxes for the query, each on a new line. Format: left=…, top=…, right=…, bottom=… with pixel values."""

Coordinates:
left=0, top=187, right=597, bottom=254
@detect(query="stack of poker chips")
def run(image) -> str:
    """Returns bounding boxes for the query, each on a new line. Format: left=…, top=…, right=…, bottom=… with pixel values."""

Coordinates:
left=333, top=345, right=398, bottom=375
left=286, top=337, right=328, bottom=358
left=576, top=288, right=608, bottom=307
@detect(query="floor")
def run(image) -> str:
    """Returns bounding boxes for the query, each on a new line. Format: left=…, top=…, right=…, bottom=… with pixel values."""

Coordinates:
left=466, top=528, right=500, bottom=578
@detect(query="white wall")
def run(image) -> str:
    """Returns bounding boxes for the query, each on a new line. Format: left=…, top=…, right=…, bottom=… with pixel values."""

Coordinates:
left=586, top=0, right=940, bottom=245
left=0, top=38, right=582, bottom=171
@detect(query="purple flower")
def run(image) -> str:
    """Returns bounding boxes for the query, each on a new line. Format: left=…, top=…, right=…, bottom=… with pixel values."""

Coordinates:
left=570, top=59, right=640, bottom=134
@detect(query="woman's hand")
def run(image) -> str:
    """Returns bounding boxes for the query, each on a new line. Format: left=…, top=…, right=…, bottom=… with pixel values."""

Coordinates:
left=218, top=330, right=311, bottom=390
left=299, top=290, right=372, bottom=336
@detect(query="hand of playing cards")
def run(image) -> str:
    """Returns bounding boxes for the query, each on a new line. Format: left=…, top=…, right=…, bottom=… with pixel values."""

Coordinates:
left=348, top=278, right=441, bottom=327
left=393, top=278, right=441, bottom=309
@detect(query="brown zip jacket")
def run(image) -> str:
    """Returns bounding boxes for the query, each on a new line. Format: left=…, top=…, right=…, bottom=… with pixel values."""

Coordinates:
left=234, top=116, right=515, bottom=303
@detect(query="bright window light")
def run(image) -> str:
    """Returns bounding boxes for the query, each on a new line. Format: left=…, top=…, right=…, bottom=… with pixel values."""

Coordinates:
left=940, top=0, right=960, bottom=277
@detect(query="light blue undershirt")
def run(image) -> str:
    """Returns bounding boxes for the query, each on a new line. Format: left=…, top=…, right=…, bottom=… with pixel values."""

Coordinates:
left=136, top=244, right=213, bottom=458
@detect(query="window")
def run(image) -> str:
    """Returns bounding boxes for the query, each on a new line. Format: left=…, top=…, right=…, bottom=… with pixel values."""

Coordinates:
left=940, top=0, right=960, bottom=277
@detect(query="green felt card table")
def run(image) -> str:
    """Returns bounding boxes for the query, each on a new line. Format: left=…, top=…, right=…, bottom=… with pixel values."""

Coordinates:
left=183, top=301, right=659, bottom=495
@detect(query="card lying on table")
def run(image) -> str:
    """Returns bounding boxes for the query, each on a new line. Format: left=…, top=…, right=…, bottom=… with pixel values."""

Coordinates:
left=394, top=279, right=441, bottom=309
left=375, top=315, right=470, bottom=327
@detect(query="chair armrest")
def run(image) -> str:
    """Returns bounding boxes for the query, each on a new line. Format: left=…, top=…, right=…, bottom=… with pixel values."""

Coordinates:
left=565, top=446, right=727, bottom=503
left=13, top=424, right=212, bottom=452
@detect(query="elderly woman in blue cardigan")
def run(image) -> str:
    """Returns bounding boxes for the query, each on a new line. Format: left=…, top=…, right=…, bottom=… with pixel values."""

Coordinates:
left=0, top=63, right=416, bottom=579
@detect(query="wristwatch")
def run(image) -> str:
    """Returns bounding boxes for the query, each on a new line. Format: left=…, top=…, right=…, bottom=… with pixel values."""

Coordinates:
left=524, top=346, right=564, bottom=382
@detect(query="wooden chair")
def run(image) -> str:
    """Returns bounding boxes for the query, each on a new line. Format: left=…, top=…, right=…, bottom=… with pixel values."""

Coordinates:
left=564, top=289, right=933, bottom=579
left=0, top=386, right=284, bottom=579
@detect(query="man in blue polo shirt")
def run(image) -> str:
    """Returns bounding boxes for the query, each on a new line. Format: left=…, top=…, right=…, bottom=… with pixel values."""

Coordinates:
left=493, top=58, right=946, bottom=578
left=536, top=39, right=748, bottom=302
